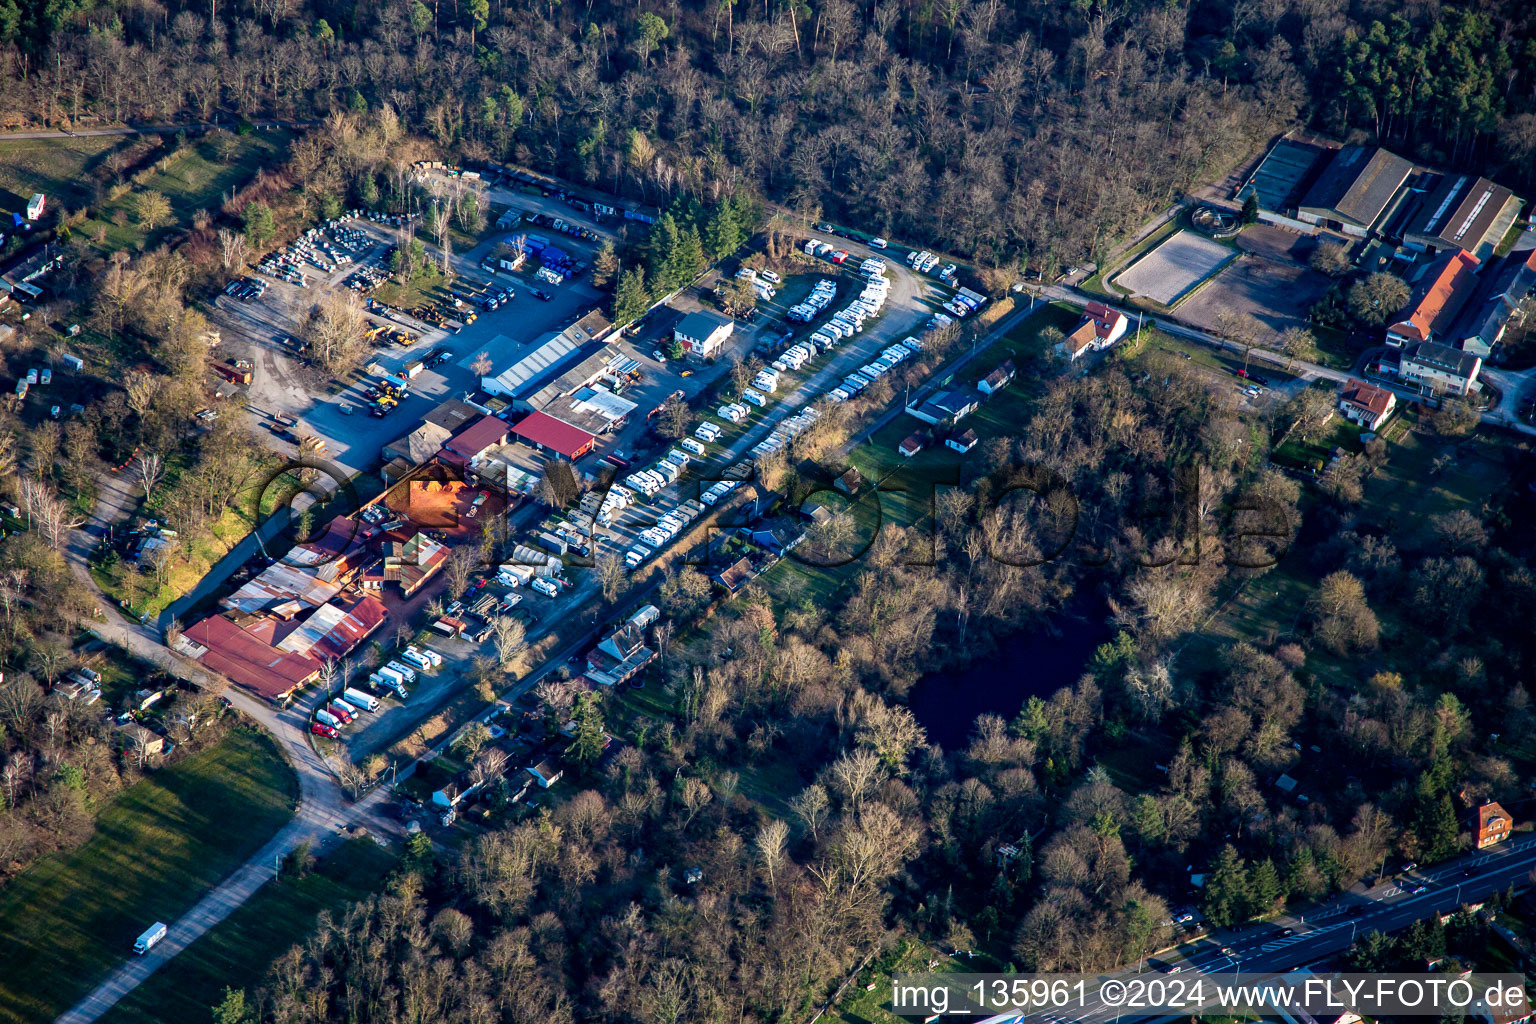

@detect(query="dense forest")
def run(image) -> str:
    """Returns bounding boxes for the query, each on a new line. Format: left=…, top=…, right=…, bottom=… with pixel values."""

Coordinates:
left=4, top=0, right=1536, bottom=271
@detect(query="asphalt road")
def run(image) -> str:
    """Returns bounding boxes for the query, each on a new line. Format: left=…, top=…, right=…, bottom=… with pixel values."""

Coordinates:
left=975, top=835, right=1536, bottom=1024
left=0, top=120, right=310, bottom=141
left=1038, top=285, right=1536, bottom=439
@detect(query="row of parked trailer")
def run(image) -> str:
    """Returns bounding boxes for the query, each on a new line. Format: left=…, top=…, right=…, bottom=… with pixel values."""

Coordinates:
left=906, top=248, right=958, bottom=282
left=748, top=404, right=822, bottom=460
left=625, top=476, right=745, bottom=570
left=787, top=278, right=838, bottom=322
left=825, top=338, right=924, bottom=404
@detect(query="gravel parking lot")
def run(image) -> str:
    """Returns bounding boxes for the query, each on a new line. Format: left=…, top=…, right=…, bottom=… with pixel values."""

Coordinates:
left=1114, top=230, right=1234, bottom=305
left=1175, top=253, right=1333, bottom=345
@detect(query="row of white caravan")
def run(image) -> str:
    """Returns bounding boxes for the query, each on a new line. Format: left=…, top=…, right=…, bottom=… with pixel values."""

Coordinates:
left=752, top=368, right=780, bottom=393
left=401, top=645, right=443, bottom=672
left=624, top=444, right=700, bottom=498
left=787, top=278, right=838, bottom=322
left=695, top=421, right=722, bottom=443
left=579, top=483, right=635, bottom=528
left=906, top=249, right=958, bottom=281
left=717, top=401, right=752, bottom=424
left=749, top=405, right=822, bottom=460
left=825, top=338, right=923, bottom=403
left=785, top=275, right=891, bottom=368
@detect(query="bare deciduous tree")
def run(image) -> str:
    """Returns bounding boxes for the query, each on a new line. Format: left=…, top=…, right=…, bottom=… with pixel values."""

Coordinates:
left=755, top=817, right=789, bottom=886
left=217, top=227, right=248, bottom=272
left=137, top=450, right=165, bottom=499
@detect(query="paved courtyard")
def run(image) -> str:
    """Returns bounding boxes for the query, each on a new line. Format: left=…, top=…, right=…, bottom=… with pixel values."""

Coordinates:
left=1114, top=229, right=1234, bottom=305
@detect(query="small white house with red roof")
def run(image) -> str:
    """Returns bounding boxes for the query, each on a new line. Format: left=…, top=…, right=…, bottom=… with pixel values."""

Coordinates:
left=1057, top=302, right=1130, bottom=362
left=1337, top=379, right=1397, bottom=431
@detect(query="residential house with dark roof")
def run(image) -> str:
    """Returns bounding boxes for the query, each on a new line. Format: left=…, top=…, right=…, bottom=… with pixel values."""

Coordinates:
left=526, top=760, right=564, bottom=788
left=673, top=310, right=734, bottom=359
left=1399, top=174, right=1522, bottom=260
left=713, top=556, right=756, bottom=594
left=1337, top=379, right=1396, bottom=431
left=907, top=389, right=979, bottom=425
left=1297, top=145, right=1415, bottom=237
left=1396, top=341, right=1482, bottom=397
left=1452, top=249, right=1536, bottom=357
left=1056, top=301, right=1129, bottom=362
left=1475, top=800, right=1513, bottom=849
left=978, top=359, right=1017, bottom=395
left=946, top=428, right=979, bottom=453
left=1386, top=249, right=1481, bottom=348
left=583, top=604, right=659, bottom=686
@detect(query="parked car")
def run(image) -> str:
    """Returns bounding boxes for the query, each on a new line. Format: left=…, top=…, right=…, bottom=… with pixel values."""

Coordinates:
left=869, top=237, right=888, bottom=249
left=311, top=722, right=339, bottom=738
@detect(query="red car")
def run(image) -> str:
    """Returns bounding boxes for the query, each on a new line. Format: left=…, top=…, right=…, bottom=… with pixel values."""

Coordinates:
left=311, top=722, right=338, bottom=739
left=327, top=702, right=355, bottom=724
left=1235, top=368, right=1250, bottom=379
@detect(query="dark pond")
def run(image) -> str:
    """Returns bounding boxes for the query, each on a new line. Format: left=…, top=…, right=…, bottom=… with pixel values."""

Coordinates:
left=907, top=599, right=1113, bottom=751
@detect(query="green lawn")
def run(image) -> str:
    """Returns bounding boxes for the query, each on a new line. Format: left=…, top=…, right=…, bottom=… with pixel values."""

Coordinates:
left=79, top=132, right=291, bottom=254
left=0, top=135, right=119, bottom=213
left=105, top=838, right=396, bottom=1024
left=0, top=729, right=298, bottom=1024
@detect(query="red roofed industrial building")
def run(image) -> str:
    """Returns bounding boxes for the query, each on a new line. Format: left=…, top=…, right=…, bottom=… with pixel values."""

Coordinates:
left=439, top=414, right=510, bottom=466
left=512, top=410, right=597, bottom=460
left=1386, top=249, right=1480, bottom=348
left=181, top=613, right=323, bottom=703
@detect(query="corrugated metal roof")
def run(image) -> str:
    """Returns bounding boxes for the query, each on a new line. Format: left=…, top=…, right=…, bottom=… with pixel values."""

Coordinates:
left=221, top=563, right=342, bottom=614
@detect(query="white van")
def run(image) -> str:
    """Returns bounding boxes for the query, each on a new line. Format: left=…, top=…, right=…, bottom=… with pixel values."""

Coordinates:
left=531, top=577, right=559, bottom=597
